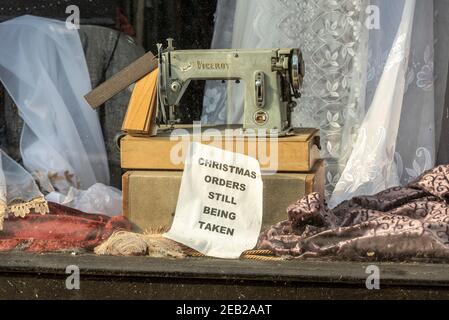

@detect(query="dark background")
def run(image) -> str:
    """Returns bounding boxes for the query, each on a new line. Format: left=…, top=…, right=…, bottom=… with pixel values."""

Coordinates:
left=0, top=0, right=217, bottom=187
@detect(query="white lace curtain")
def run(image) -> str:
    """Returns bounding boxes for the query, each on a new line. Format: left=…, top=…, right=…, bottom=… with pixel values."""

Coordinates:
left=203, top=0, right=449, bottom=207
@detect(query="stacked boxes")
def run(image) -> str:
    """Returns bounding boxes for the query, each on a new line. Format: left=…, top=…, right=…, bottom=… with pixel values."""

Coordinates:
left=121, top=128, right=323, bottom=231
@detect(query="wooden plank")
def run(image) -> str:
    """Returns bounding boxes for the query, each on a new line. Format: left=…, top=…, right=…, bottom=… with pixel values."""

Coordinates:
left=0, top=252, right=448, bottom=286
left=122, top=69, right=158, bottom=135
left=0, top=252, right=449, bottom=300
left=85, top=52, right=158, bottom=109
left=1, top=274, right=449, bottom=300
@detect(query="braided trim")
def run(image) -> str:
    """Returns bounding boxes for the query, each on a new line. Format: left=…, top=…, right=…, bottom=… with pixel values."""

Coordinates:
left=184, top=248, right=282, bottom=260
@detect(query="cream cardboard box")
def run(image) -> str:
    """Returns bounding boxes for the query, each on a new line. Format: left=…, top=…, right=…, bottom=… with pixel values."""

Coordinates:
left=123, top=160, right=324, bottom=232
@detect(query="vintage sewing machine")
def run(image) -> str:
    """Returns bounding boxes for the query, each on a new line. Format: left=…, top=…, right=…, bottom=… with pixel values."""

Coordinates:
left=85, top=38, right=305, bottom=136
left=85, top=40, right=323, bottom=233
left=156, top=39, right=305, bottom=135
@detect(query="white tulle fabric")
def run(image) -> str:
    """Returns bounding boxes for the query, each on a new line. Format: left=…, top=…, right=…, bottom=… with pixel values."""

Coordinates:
left=0, top=16, right=120, bottom=216
left=46, top=183, right=122, bottom=217
left=0, top=15, right=109, bottom=190
left=204, top=0, right=447, bottom=207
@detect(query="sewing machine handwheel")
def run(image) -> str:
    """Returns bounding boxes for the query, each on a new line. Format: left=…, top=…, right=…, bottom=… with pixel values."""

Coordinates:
left=290, top=49, right=305, bottom=90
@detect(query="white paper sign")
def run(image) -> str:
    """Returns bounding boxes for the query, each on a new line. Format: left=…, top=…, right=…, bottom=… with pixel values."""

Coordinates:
left=164, top=142, right=263, bottom=259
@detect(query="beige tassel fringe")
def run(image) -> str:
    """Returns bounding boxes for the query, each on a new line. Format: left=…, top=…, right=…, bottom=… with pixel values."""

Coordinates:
left=95, top=229, right=282, bottom=261
left=94, top=231, right=186, bottom=259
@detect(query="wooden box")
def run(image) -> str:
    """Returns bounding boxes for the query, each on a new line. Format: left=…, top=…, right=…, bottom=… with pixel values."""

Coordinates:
left=121, top=128, right=321, bottom=173
left=123, top=160, right=324, bottom=232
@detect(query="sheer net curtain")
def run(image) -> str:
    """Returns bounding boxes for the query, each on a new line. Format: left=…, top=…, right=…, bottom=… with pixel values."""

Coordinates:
left=0, top=16, right=121, bottom=217
left=0, top=16, right=110, bottom=192
left=203, top=0, right=449, bottom=207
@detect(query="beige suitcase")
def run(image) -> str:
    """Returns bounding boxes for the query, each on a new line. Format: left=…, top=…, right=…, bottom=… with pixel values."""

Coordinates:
left=123, top=160, right=324, bottom=232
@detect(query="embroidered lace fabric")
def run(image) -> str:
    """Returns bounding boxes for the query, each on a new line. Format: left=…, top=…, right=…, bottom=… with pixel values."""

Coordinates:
left=0, top=149, right=48, bottom=230
left=203, top=0, right=449, bottom=206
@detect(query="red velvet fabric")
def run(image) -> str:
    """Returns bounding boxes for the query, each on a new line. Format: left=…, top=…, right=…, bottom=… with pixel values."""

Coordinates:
left=0, top=202, right=131, bottom=253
